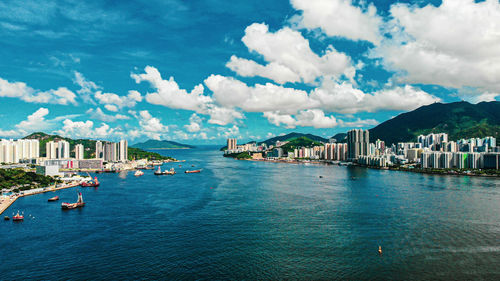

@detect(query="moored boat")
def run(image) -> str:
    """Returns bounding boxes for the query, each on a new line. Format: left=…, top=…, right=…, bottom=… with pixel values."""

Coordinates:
left=4, top=216, right=9, bottom=220
left=154, top=167, right=175, bottom=175
left=12, top=211, right=24, bottom=221
left=48, top=196, right=59, bottom=202
left=81, top=176, right=100, bottom=187
left=185, top=169, right=201, bottom=174
left=134, top=170, right=144, bottom=177
left=61, top=192, right=85, bottom=210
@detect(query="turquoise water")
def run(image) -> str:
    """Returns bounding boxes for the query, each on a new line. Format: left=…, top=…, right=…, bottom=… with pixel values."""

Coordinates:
left=1, top=147, right=499, bottom=280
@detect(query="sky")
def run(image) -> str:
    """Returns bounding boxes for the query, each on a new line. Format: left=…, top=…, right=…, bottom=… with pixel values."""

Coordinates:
left=0, top=0, right=499, bottom=145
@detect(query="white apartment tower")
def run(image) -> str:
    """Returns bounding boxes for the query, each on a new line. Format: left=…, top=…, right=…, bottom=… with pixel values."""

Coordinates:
left=75, top=144, right=85, bottom=160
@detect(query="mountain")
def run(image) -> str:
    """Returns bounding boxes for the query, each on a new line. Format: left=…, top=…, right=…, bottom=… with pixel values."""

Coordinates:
left=330, top=133, right=347, bottom=143
left=280, top=137, right=323, bottom=152
left=259, top=132, right=328, bottom=146
left=131, top=139, right=195, bottom=150
left=24, top=132, right=98, bottom=158
left=369, top=101, right=500, bottom=145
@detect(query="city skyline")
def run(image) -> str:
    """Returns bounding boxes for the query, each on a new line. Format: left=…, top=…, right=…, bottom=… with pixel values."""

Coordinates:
left=1, top=0, right=500, bottom=144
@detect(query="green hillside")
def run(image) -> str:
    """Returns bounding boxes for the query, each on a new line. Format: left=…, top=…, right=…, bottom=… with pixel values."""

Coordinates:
left=280, top=136, right=323, bottom=152
left=369, top=101, right=500, bottom=145
left=259, top=132, right=328, bottom=146
left=131, top=139, right=195, bottom=150
left=24, top=132, right=97, bottom=158
left=23, top=132, right=174, bottom=161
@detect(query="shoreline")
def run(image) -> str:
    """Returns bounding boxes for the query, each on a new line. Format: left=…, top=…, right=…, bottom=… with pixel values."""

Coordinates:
left=228, top=157, right=500, bottom=178
left=0, top=181, right=81, bottom=216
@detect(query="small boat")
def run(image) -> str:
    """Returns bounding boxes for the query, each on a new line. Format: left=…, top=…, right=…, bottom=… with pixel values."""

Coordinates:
left=4, top=216, right=9, bottom=221
left=378, top=246, right=382, bottom=255
left=191, top=164, right=195, bottom=167
left=81, top=176, right=100, bottom=187
left=155, top=167, right=175, bottom=175
left=12, top=211, right=24, bottom=221
left=185, top=169, right=201, bottom=174
left=48, top=196, right=59, bottom=202
left=61, top=192, right=85, bottom=210
left=319, top=176, right=323, bottom=178
left=134, top=170, right=144, bottom=177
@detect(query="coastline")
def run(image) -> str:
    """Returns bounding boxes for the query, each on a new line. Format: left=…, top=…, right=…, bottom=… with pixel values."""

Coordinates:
left=227, top=157, right=500, bottom=178
left=0, top=181, right=81, bottom=215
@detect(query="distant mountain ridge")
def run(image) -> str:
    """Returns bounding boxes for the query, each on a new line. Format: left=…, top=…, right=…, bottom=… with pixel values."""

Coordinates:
left=131, top=139, right=195, bottom=150
left=369, top=101, right=500, bottom=145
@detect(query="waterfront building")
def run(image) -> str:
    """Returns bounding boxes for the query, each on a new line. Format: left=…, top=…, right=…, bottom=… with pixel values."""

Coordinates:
left=46, top=141, right=57, bottom=159
left=0, top=139, right=40, bottom=163
left=347, top=129, right=369, bottom=160
left=483, top=153, right=500, bottom=169
left=96, top=141, right=103, bottom=159
left=119, top=140, right=128, bottom=162
left=75, top=144, right=84, bottom=160
left=58, top=140, right=70, bottom=159
left=227, top=138, right=237, bottom=151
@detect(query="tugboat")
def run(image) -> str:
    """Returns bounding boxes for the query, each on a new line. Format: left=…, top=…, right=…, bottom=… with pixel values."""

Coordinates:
left=134, top=170, right=144, bottom=177
left=81, top=176, right=100, bottom=187
left=185, top=169, right=202, bottom=174
left=61, top=192, right=85, bottom=210
left=12, top=211, right=24, bottom=221
left=48, top=196, right=59, bottom=202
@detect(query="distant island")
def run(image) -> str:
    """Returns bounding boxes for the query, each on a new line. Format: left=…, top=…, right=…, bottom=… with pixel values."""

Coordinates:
left=131, top=139, right=195, bottom=150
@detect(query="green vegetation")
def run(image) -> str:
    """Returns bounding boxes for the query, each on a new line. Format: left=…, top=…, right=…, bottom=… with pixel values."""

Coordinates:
left=369, top=101, right=500, bottom=145
left=223, top=151, right=252, bottom=160
left=280, top=137, right=323, bottom=152
left=259, top=132, right=328, bottom=146
left=0, top=168, right=56, bottom=191
left=127, top=147, right=176, bottom=161
left=132, top=139, right=195, bottom=150
left=24, top=132, right=97, bottom=159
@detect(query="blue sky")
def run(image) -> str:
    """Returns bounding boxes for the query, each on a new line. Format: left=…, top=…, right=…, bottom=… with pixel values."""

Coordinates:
left=0, top=0, right=499, bottom=144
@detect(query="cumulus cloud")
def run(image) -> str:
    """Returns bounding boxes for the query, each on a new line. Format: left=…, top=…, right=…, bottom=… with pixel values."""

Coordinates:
left=310, top=81, right=441, bottom=114
left=264, top=109, right=378, bottom=129
left=227, top=23, right=355, bottom=84
left=73, top=71, right=99, bottom=104
left=132, top=66, right=211, bottom=112
left=133, top=66, right=244, bottom=126
left=16, top=107, right=50, bottom=131
left=94, top=90, right=142, bottom=109
left=372, top=0, right=500, bottom=92
left=184, top=113, right=202, bottom=132
left=290, top=0, right=382, bottom=44
left=56, top=119, right=117, bottom=139
left=0, top=77, right=77, bottom=105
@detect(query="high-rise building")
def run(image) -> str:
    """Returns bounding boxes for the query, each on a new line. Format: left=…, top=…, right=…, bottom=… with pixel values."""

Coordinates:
left=119, top=140, right=128, bottom=162
left=57, top=140, right=70, bottom=159
left=347, top=129, right=369, bottom=160
left=95, top=141, right=103, bottom=159
left=46, top=141, right=57, bottom=159
left=227, top=138, right=237, bottom=151
left=75, top=144, right=85, bottom=160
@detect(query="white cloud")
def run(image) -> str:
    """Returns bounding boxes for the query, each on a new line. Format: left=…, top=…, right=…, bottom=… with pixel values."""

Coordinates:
left=227, top=23, right=355, bottom=84
left=94, top=90, right=142, bottom=109
left=86, top=108, right=130, bottom=122
left=73, top=71, right=99, bottom=104
left=56, top=119, right=121, bottom=140
left=373, top=0, right=500, bottom=92
left=0, top=77, right=77, bottom=105
left=264, top=109, right=338, bottom=129
left=16, top=107, right=50, bottom=131
left=104, top=104, right=118, bottom=112
left=184, top=113, right=202, bottom=132
left=205, top=74, right=317, bottom=114
left=132, top=66, right=211, bottom=112
left=290, top=0, right=382, bottom=44
left=131, top=110, right=170, bottom=140
left=310, top=80, right=441, bottom=114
